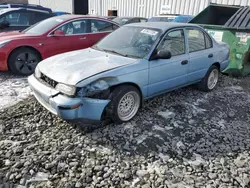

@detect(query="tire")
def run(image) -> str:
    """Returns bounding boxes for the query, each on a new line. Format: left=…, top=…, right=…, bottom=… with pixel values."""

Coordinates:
left=8, top=47, right=41, bottom=76
left=198, top=65, right=219, bottom=92
left=107, top=85, right=141, bottom=124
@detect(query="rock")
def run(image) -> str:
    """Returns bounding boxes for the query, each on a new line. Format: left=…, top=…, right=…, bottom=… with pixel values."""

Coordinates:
left=208, top=173, right=217, bottom=180
left=69, top=162, right=79, bottom=167
left=75, top=181, right=82, bottom=188
left=15, top=174, right=22, bottom=180
left=45, top=162, right=56, bottom=170
left=228, top=111, right=235, bottom=118
left=136, top=170, right=149, bottom=178
left=20, top=178, right=26, bottom=185
left=234, top=155, right=247, bottom=168
left=5, top=160, right=11, bottom=166
left=9, top=174, right=15, bottom=180
left=13, top=162, right=23, bottom=168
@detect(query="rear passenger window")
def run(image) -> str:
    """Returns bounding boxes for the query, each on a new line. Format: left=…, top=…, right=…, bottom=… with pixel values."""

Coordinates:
left=140, top=19, right=147, bottom=22
left=187, top=29, right=206, bottom=52
left=90, top=20, right=116, bottom=33
left=205, top=34, right=212, bottom=49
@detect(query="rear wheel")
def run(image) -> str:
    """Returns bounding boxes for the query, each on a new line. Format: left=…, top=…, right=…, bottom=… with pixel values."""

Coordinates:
left=8, top=47, right=41, bottom=76
left=198, top=65, right=219, bottom=92
left=107, top=85, right=141, bottom=124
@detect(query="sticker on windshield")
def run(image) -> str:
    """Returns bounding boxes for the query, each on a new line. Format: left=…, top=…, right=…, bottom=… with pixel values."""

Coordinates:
left=141, top=29, right=158, bottom=36
left=56, top=19, right=64, bottom=22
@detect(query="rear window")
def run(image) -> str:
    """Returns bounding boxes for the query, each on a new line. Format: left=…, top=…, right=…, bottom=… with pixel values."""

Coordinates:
left=113, top=17, right=129, bottom=25
left=148, top=17, right=176, bottom=22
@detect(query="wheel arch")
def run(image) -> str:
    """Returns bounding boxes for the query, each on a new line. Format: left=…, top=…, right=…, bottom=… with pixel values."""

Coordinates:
left=212, top=62, right=220, bottom=71
left=110, top=82, right=144, bottom=107
left=7, top=46, right=42, bottom=69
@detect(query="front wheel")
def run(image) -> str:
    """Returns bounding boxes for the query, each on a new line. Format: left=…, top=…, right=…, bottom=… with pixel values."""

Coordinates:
left=107, top=85, right=141, bottom=124
left=198, top=65, right=219, bottom=92
left=8, top=47, right=41, bottom=76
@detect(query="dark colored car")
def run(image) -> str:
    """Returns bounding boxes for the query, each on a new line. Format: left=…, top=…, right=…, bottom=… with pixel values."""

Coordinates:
left=0, top=3, right=52, bottom=13
left=0, top=8, right=53, bottom=32
left=53, top=11, right=71, bottom=16
left=148, top=15, right=193, bottom=23
left=0, top=15, right=119, bottom=75
left=103, top=16, right=116, bottom=20
left=112, top=17, right=148, bottom=25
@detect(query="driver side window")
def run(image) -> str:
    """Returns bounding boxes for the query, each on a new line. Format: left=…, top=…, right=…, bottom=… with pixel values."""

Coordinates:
left=157, top=29, right=185, bottom=56
left=56, top=19, right=88, bottom=35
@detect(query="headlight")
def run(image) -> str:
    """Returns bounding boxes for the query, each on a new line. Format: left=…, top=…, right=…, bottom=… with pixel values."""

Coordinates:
left=0, top=40, right=11, bottom=48
left=56, top=83, right=76, bottom=96
left=34, top=67, right=41, bottom=78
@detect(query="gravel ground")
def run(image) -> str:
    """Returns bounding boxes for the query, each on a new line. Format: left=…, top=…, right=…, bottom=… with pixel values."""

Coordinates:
left=0, top=72, right=31, bottom=110
left=1, top=73, right=250, bottom=188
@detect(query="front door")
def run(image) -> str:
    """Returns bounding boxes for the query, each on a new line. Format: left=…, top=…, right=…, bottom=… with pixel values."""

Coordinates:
left=43, top=19, right=92, bottom=58
left=148, top=29, right=189, bottom=96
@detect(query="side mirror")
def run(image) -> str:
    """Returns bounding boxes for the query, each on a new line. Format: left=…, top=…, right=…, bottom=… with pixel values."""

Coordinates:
left=53, top=30, right=65, bottom=36
left=0, top=21, right=10, bottom=29
left=151, top=50, right=172, bottom=60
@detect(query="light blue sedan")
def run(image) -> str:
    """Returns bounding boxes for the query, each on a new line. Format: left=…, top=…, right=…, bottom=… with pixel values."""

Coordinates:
left=28, top=22, right=229, bottom=123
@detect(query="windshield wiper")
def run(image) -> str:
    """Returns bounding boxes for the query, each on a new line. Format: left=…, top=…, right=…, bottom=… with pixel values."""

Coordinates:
left=102, top=49, right=128, bottom=57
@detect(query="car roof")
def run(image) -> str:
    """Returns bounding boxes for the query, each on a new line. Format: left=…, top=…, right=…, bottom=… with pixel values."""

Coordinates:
left=0, top=3, right=52, bottom=13
left=48, top=15, right=120, bottom=26
left=0, top=7, right=51, bottom=13
left=117, top=17, right=147, bottom=19
left=55, top=14, right=120, bottom=21
left=126, top=22, right=199, bottom=31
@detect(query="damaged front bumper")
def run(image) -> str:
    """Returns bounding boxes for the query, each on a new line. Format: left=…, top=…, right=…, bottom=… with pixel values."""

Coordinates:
left=28, top=75, right=110, bottom=121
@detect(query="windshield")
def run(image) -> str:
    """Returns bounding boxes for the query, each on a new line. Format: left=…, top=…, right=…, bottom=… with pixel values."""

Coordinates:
left=94, top=26, right=161, bottom=58
left=23, top=17, right=67, bottom=34
left=113, top=17, right=129, bottom=25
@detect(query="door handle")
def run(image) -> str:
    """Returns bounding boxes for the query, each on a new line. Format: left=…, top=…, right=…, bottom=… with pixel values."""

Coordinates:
left=79, top=37, right=86, bottom=40
left=208, top=54, right=213, bottom=58
left=181, top=60, right=188, bottom=65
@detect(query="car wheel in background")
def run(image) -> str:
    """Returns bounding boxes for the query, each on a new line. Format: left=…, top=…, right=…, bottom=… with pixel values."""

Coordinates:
left=8, top=47, right=41, bottom=76
left=198, top=65, right=219, bottom=92
left=107, top=85, right=141, bottom=124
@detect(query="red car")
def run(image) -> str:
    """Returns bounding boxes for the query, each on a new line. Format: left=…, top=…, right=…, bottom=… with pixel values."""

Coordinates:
left=0, top=15, right=119, bottom=75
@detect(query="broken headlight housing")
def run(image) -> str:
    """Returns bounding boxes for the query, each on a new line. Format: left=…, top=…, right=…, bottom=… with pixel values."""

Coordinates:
left=78, top=80, right=110, bottom=99
left=56, top=83, right=76, bottom=96
left=34, top=67, right=41, bottom=78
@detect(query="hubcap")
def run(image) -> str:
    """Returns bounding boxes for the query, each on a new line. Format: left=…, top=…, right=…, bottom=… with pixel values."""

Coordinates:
left=207, top=69, right=219, bottom=90
left=15, top=52, right=38, bottom=74
left=117, top=91, right=140, bottom=121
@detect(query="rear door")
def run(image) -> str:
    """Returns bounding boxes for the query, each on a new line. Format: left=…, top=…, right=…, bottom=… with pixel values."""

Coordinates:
left=186, top=28, right=214, bottom=82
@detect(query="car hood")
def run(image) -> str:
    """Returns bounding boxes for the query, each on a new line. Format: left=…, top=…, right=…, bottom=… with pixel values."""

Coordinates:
left=38, top=48, right=138, bottom=85
left=0, top=31, right=39, bottom=41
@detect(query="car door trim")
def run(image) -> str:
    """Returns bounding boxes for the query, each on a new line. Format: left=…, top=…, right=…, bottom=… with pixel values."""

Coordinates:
left=47, top=18, right=119, bottom=37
